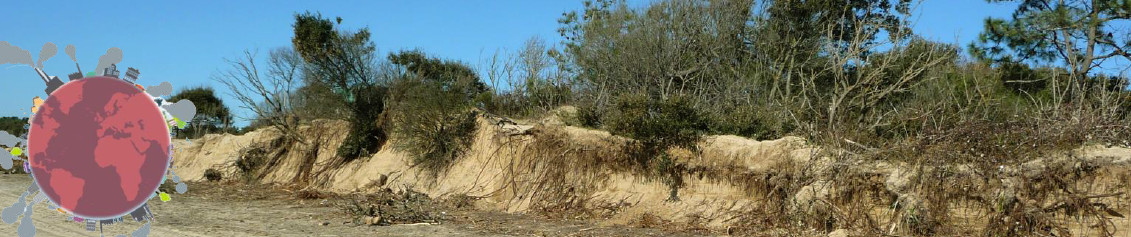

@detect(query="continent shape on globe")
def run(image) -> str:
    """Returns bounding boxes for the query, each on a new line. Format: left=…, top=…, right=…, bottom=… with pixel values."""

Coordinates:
left=27, top=76, right=171, bottom=219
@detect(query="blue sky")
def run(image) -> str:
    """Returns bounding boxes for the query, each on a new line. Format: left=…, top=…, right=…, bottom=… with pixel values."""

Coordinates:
left=0, top=0, right=1018, bottom=124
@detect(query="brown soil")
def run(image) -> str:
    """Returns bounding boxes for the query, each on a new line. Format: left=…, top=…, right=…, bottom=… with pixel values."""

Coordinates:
left=0, top=174, right=707, bottom=237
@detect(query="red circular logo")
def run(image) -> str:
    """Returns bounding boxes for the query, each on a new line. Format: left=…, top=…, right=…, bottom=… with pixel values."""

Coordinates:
left=27, top=76, right=171, bottom=219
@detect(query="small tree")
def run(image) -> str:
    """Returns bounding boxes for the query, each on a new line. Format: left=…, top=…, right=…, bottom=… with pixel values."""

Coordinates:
left=971, top=0, right=1131, bottom=122
left=605, top=93, right=708, bottom=201
left=971, top=0, right=1131, bottom=82
left=292, top=12, right=389, bottom=160
left=169, top=86, right=233, bottom=138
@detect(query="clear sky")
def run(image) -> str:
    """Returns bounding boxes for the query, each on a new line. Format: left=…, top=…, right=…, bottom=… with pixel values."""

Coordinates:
left=0, top=0, right=1018, bottom=124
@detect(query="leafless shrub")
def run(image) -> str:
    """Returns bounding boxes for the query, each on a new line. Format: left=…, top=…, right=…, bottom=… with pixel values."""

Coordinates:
left=214, top=48, right=306, bottom=144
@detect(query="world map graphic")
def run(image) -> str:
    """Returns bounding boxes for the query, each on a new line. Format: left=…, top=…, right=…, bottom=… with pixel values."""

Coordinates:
left=26, top=76, right=171, bottom=219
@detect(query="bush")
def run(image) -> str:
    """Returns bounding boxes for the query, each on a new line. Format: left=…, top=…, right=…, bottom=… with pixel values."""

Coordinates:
left=337, top=84, right=389, bottom=160
left=604, top=93, right=707, bottom=200
left=707, top=105, right=795, bottom=140
left=204, top=168, right=223, bottom=182
left=294, top=82, right=350, bottom=120
left=606, top=93, right=707, bottom=155
left=388, top=50, right=485, bottom=175
left=575, top=105, right=603, bottom=128
left=393, top=109, right=478, bottom=175
left=997, top=60, right=1047, bottom=94
left=235, top=144, right=273, bottom=183
left=390, top=79, right=481, bottom=175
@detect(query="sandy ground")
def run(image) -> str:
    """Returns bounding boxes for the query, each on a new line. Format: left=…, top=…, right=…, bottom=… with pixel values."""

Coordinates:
left=0, top=175, right=702, bottom=237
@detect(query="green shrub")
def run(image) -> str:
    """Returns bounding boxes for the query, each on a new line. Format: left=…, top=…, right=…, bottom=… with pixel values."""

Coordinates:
left=390, top=79, right=480, bottom=175
left=337, top=84, right=389, bottom=160
left=483, top=92, right=528, bottom=118
left=604, top=93, right=707, bottom=200
left=294, top=82, right=350, bottom=120
left=707, top=105, right=795, bottom=140
left=482, top=82, right=573, bottom=119
left=997, top=60, right=1047, bottom=94
left=606, top=93, right=707, bottom=155
left=575, top=105, right=603, bottom=128
left=525, top=80, right=573, bottom=114
left=387, top=50, right=486, bottom=175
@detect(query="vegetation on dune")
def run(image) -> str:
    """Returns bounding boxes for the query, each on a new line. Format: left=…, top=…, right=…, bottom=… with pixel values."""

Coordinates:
left=387, top=50, right=485, bottom=175
left=291, top=12, right=392, bottom=161
left=604, top=93, right=708, bottom=200
left=203, top=0, right=1131, bottom=235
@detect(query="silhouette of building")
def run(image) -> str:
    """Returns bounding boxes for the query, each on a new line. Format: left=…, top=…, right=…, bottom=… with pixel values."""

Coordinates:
left=102, top=64, right=119, bottom=78
left=85, top=219, right=96, bottom=231
left=124, top=67, right=140, bottom=82
left=71, top=62, right=83, bottom=81
left=129, top=204, right=152, bottom=222
left=99, top=217, right=122, bottom=225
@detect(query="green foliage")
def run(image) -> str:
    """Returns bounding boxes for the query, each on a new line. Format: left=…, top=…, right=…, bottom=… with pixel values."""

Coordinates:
left=337, top=84, right=389, bottom=159
left=996, top=60, right=1053, bottom=94
left=169, top=86, right=233, bottom=138
left=292, top=12, right=374, bottom=75
left=707, top=104, right=795, bottom=140
left=0, top=117, right=27, bottom=137
left=760, top=0, right=915, bottom=49
left=574, top=105, right=603, bottom=128
left=970, top=0, right=1131, bottom=78
left=525, top=80, right=572, bottom=110
left=557, top=0, right=753, bottom=105
left=602, top=93, right=706, bottom=201
left=294, top=81, right=350, bottom=120
left=389, top=80, right=479, bottom=174
left=554, top=0, right=930, bottom=140
left=606, top=93, right=707, bottom=164
left=388, top=51, right=484, bottom=174
left=389, top=50, right=488, bottom=99
left=488, top=84, right=574, bottom=119
left=483, top=37, right=574, bottom=118
left=292, top=12, right=387, bottom=160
